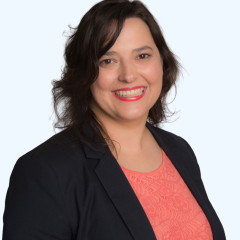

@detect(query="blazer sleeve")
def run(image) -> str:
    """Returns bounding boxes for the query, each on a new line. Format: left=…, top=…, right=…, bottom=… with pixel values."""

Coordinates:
left=179, top=136, right=213, bottom=200
left=2, top=153, right=72, bottom=240
left=179, top=136, right=202, bottom=175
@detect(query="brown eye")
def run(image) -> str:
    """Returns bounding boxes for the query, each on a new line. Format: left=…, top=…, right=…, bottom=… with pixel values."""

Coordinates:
left=139, top=54, right=151, bottom=59
left=100, top=59, right=113, bottom=65
left=104, top=59, right=111, bottom=64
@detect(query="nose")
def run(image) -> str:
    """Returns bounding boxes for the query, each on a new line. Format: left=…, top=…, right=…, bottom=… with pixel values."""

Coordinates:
left=118, top=60, right=138, bottom=83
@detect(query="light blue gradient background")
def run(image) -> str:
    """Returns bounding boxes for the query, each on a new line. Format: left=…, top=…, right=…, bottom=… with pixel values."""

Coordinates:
left=1, top=1, right=239, bottom=239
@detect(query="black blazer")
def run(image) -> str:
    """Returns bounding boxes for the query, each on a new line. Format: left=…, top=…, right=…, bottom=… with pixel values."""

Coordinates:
left=2, top=121, right=226, bottom=240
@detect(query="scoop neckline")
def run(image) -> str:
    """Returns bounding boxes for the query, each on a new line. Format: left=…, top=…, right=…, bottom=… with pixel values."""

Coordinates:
left=119, top=147, right=165, bottom=175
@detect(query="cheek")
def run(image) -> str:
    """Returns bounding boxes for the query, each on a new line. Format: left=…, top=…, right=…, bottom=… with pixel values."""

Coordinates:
left=142, top=61, right=163, bottom=86
left=90, top=72, right=117, bottom=107
left=141, top=61, right=163, bottom=105
left=93, top=71, right=116, bottom=93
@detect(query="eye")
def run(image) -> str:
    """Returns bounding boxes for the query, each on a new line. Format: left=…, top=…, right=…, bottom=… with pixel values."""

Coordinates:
left=99, top=59, right=114, bottom=66
left=138, top=54, right=151, bottom=59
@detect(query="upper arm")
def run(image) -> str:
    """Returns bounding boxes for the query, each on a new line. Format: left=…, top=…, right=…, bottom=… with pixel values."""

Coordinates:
left=179, top=136, right=202, bottom=175
left=3, top=154, right=72, bottom=240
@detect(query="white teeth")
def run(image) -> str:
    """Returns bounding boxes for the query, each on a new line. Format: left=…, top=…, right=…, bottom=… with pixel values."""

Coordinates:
left=115, top=87, right=145, bottom=97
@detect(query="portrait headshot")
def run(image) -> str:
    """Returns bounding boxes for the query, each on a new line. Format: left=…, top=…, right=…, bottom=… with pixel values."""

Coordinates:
left=1, top=0, right=239, bottom=239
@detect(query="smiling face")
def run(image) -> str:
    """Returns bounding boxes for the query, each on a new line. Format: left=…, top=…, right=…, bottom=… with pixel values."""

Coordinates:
left=90, top=17, right=163, bottom=124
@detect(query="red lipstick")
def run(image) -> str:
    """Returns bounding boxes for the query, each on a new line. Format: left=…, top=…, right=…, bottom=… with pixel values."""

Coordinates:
left=112, top=86, right=147, bottom=102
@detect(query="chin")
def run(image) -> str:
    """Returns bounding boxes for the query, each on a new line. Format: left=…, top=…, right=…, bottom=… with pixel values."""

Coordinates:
left=117, top=110, right=148, bottom=121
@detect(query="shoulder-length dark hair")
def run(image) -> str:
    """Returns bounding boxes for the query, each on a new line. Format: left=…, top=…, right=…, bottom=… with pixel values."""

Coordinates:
left=51, top=0, right=181, bottom=155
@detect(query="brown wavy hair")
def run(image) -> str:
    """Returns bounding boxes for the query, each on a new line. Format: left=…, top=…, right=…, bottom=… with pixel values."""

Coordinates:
left=51, top=0, right=182, bottom=156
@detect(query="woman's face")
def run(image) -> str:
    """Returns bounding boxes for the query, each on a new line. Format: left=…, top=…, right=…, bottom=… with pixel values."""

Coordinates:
left=90, top=17, right=163, bottom=123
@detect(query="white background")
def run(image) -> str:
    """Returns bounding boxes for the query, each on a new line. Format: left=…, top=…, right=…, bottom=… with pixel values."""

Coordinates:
left=1, top=0, right=239, bottom=239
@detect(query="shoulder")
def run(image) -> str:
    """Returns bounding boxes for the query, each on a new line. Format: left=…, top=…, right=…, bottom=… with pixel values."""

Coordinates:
left=159, top=127, right=196, bottom=154
left=148, top=123, right=195, bottom=153
left=12, top=130, right=86, bottom=182
left=4, top=130, right=74, bottom=238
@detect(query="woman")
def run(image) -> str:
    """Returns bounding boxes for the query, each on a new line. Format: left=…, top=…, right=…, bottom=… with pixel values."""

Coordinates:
left=3, top=0, right=226, bottom=239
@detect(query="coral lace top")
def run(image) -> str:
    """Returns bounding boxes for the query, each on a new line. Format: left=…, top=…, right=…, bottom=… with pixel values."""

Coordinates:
left=119, top=148, right=213, bottom=240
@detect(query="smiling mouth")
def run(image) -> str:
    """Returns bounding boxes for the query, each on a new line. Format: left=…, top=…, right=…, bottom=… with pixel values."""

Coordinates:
left=113, top=87, right=147, bottom=97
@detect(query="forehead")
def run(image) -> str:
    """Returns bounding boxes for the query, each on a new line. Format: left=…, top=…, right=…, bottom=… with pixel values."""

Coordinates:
left=106, top=18, right=155, bottom=54
left=120, top=18, right=151, bottom=36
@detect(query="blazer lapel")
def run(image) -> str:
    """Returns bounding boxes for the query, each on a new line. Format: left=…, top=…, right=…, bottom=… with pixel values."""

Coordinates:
left=94, top=149, right=157, bottom=240
left=81, top=121, right=157, bottom=240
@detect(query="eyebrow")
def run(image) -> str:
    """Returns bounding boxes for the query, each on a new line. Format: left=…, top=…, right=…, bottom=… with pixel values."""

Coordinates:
left=103, top=45, right=153, bottom=57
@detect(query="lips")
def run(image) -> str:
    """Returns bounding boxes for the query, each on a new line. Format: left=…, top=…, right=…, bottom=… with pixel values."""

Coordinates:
left=112, top=86, right=147, bottom=101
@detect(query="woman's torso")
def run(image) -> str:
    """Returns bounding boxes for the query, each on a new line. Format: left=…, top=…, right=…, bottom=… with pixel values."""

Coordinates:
left=3, top=125, right=226, bottom=240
